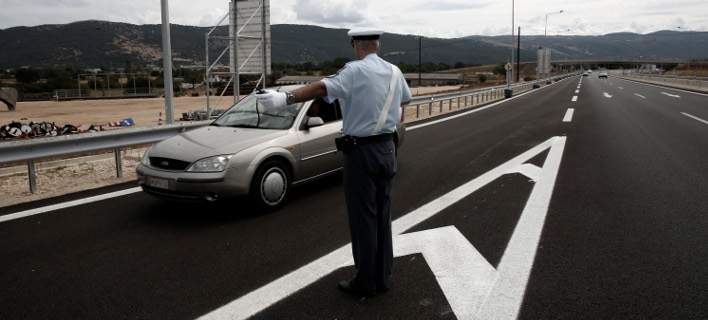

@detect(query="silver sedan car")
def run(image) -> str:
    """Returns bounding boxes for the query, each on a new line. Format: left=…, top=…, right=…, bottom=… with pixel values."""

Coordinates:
left=136, top=86, right=406, bottom=209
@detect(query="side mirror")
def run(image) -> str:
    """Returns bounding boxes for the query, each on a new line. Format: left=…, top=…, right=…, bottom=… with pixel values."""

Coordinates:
left=306, top=117, right=325, bottom=128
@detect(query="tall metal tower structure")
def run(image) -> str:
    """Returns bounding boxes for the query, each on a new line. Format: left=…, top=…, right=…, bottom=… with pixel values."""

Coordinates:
left=205, top=0, right=271, bottom=116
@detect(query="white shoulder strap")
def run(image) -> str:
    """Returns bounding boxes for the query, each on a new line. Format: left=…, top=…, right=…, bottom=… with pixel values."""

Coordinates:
left=372, top=64, right=399, bottom=135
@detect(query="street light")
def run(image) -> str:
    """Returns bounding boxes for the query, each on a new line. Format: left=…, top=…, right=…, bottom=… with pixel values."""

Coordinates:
left=160, top=0, right=175, bottom=125
left=545, top=10, right=564, bottom=37
left=504, top=0, right=515, bottom=98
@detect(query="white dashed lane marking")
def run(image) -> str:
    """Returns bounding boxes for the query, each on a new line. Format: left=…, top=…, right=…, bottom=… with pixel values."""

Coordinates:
left=571, top=96, right=578, bottom=102
left=682, top=112, right=708, bottom=126
left=563, top=108, right=575, bottom=123
left=661, top=92, right=681, bottom=98
left=603, top=92, right=613, bottom=98
left=634, top=93, right=646, bottom=99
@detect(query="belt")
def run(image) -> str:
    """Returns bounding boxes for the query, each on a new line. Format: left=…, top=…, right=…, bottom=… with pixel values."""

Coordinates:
left=346, top=133, right=394, bottom=145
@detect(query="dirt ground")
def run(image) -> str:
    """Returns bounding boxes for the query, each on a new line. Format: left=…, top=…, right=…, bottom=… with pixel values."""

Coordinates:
left=0, top=86, right=461, bottom=129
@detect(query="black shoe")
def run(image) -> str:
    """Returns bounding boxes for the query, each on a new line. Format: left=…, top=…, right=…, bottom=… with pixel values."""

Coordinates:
left=376, top=285, right=390, bottom=294
left=338, top=280, right=376, bottom=298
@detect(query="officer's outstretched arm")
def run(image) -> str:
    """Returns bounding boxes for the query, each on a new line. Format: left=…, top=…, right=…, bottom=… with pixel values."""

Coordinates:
left=289, top=81, right=328, bottom=104
left=255, top=81, right=328, bottom=109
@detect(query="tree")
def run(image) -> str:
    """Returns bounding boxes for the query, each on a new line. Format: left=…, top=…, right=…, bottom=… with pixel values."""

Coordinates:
left=15, top=68, right=41, bottom=83
left=493, top=63, right=506, bottom=76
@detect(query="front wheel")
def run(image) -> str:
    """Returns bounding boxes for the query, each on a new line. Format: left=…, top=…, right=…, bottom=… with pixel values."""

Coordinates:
left=250, top=160, right=291, bottom=210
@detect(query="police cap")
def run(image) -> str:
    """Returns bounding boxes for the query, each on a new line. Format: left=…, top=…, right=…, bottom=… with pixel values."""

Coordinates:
left=347, top=28, right=384, bottom=41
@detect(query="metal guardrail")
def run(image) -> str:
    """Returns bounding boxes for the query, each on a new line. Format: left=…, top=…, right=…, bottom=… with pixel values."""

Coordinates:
left=0, top=121, right=209, bottom=193
left=404, top=75, right=575, bottom=121
left=0, top=73, right=577, bottom=194
left=615, top=74, right=708, bottom=92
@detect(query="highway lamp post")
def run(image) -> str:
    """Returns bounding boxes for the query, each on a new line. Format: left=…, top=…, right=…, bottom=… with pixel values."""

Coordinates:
left=542, top=10, right=563, bottom=82
left=160, top=0, right=175, bottom=124
left=504, top=0, right=515, bottom=98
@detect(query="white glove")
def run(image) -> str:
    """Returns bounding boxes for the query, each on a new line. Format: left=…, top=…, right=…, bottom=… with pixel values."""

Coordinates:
left=256, top=90, right=287, bottom=109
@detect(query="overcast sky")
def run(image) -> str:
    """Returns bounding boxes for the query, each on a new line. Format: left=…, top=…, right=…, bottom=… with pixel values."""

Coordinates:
left=1, top=0, right=706, bottom=37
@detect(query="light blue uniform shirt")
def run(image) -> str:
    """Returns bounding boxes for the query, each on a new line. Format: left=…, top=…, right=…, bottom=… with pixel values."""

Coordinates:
left=322, top=53, right=412, bottom=137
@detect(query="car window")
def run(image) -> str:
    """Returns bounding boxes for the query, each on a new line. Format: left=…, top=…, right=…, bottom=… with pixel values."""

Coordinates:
left=306, top=98, right=340, bottom=124
left=212, top=95, right=303, bottom=130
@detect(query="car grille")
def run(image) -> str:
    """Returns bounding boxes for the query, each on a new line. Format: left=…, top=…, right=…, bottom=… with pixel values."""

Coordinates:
left=149, top=157, right=191, bottom=171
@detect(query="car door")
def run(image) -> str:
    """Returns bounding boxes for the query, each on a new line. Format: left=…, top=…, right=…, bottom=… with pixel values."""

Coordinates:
left=297, top=98, right=343, bottom=179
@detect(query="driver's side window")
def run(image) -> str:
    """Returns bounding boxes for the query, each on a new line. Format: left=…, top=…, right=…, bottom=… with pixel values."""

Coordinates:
left=305, top=98, right=342, bottom=124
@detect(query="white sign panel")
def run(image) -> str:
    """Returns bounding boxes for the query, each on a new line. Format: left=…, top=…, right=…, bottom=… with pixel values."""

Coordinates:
left=231, top=0, right=271, bottom=75
left=537, top=47, right=552, bottom=76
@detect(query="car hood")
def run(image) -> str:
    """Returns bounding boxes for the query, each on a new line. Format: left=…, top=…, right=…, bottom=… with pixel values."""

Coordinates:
left=149, top=126, right=288, bottom=163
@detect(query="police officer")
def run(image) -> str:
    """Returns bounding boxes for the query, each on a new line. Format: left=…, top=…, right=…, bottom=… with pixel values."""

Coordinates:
left=257, top=28, right=412, bottom=297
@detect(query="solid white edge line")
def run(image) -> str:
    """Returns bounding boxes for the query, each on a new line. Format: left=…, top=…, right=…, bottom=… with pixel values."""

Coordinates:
left=563, top=108, right=575, bottom=122
left=681, top=112, right=708, bottom=125
left=611, top=76, right=708, bottom=97
left=408, top=77, right=575, bottom=131
left=0, top=187, right=143, bottom=224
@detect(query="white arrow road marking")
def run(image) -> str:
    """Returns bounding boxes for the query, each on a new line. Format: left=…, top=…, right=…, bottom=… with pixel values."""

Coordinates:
left=603, top=92, right=613, bottom=98
left=477, top=137, right=565, bottom=319
left=681, top=112, right=708, bottom=126
left=562, top=108, right=575, bottom=123
left=661, top=92, right=681, bottom=98
left=634, top=93, right=646, bottom=99
left=571, top=96, right=578, bottom=102
left=199, top=137, right=567, bottom=320
left=395, top=227, right=497, bottom=317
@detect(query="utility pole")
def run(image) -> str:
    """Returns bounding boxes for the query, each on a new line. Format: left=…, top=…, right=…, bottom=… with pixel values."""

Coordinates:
left=504, top=0, right=515, bottom=98
left=516, top=26, right=521, bottom=83
left=261, top=0, right=267, bottom=90
left=160, top=0, right=175, bottom=124
left=418, top=36, right=422, bottom=88
left=510, top=0, right=515, bottom=85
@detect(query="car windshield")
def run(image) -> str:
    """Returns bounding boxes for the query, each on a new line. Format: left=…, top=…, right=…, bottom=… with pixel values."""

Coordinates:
left=212, top=95, right=303, bottom=130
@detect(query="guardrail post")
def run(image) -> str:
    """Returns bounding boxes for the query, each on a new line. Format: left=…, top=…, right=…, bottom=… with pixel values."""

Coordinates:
left=114, top=147, right=123, bottom=178
left=428, top=102, right=433, bottom=115
left=457, top=97, right=460, bottom=109
left=416, top=104, right=420, bottom=118
left=27, top=160, right=37, bottom=193
left=439, top=100, right=443, bottom=113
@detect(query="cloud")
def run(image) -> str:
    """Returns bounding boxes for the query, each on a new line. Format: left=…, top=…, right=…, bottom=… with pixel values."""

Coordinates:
left=1, top=0, right=707, bottom=36
left=294, top=0, right=367, bottom=25
left=416, top=0, right=493, bottom=12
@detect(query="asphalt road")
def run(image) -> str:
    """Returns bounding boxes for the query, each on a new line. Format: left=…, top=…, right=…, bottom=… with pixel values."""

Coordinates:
left=1, top=74, right=707, bottom=319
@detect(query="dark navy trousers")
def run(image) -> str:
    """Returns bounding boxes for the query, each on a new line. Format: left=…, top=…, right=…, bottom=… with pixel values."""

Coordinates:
left=343, top=139, right=396, bottom=293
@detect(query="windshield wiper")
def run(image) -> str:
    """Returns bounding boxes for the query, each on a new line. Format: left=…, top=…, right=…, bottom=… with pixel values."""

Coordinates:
left=226, top=124, right=260, bottom=128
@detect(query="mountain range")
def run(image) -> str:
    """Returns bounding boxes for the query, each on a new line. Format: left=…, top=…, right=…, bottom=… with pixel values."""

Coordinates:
left=1, top=21, right=706, bottom=69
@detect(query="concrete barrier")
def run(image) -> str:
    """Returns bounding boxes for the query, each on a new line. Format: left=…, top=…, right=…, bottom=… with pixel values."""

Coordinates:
left=0, top=87, right=18, bottom=111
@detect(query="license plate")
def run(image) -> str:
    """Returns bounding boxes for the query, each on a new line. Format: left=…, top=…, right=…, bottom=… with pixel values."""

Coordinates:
left=146, top=176, right=170, bottom=190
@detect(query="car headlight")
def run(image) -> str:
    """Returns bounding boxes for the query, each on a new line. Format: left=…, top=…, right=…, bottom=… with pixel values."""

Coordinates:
left=187, top=155, right=233, bottom=172
left=141, top=147, right=152, bottom=166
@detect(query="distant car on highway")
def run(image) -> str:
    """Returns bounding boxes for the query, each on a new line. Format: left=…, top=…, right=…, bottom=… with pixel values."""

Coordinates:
left=136, top=85, right=406, bottom=209
left=598, top=71, right=608, bottom=79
